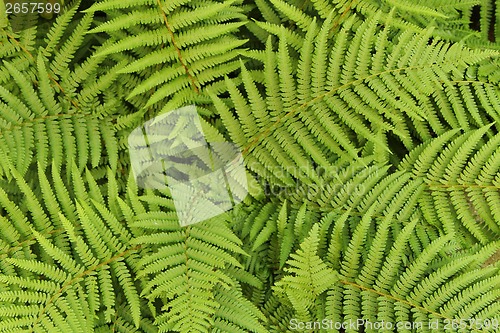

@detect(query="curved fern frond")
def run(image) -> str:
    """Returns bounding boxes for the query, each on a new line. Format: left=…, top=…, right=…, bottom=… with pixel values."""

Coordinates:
left=214, top=12, right=500, bottom=194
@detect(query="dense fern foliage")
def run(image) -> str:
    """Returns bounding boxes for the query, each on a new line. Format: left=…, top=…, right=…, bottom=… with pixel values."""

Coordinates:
left=0, top=0, right=500, bottom=332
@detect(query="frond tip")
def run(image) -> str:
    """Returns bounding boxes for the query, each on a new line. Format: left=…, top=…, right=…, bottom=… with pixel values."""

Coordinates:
left=275, top=224, right=338, bottom=318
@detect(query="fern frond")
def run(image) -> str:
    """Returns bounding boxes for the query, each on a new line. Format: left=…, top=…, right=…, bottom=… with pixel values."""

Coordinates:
left=400, top=126, right=500, bottom=244
left=129, top=187, right=266, bottom=332
left=0, top=164, right=142, bottom=331
left=214, top=12, right=500, bottom=196
left=321, top=210, right=500, bottom=333
left=254, top=0, right=488, bottom=47
left=274, top=224, right=338, bottom=320
left=85, top=0, right=248, bottom=111
left=0, top=55, right=119, bottom=176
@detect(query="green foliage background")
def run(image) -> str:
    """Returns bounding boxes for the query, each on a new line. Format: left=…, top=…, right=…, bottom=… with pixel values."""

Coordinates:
left=0, top=0, right=500, bottom=332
